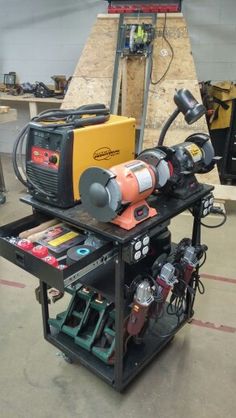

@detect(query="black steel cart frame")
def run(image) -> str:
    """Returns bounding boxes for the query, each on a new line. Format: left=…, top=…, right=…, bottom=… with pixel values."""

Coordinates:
left=26, top=186, right=213, bottom=392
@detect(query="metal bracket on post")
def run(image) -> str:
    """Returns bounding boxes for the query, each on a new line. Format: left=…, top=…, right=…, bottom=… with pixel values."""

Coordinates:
left=110, top=13, right=157, bottom=154
left=137, top=13, right=157, bottom=153
left=114, top=244, right=125, bottom=390
left=110, top=14, right=125, bottom=114
left=0, top=154, right=6, bottom=204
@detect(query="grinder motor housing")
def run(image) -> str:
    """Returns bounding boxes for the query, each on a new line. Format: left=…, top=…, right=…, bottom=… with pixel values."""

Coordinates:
left=79, top=160, right=158, bottom=230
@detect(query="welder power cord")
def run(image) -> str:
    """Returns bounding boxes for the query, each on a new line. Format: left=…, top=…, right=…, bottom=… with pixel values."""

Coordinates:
left=12, top=104, right=110, bottom=196
left=200, top=207, right=227, bottom=228
left=149, top=314, right=181, bottom=339
left=188, top=206, right=227, bottom=229
left=193, top=272, right=205, bottom=295
left=147, top=272, right=186, bottom=339
left=150, top=13, right=174, bottom=86
left=149, top=264, right=206, bottom=339
left=146, top=273, right=164, bottom=303
left=199, top=251, right=207, bottom=268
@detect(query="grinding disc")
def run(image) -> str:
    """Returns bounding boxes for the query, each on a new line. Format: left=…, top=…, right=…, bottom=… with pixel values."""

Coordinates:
left=79, top=167, right=122, bottom=222
left=138, top=149, right=170, bottom=188
left=201, top=138, right=215, bottom=166
left=66, top=245, right=95, bottom=265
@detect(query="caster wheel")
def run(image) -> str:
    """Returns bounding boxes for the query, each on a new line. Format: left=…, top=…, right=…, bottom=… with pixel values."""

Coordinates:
left=63, top=354, right=74, bottom=364
left=56, top=351, right=74, bottom=364
left=0, top=194, right=6, bottom=205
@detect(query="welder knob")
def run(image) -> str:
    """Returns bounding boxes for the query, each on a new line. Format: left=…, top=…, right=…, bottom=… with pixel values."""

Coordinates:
left=89, top=183, right=109, bottom=208
left=49, top=155, right=58, bottom=164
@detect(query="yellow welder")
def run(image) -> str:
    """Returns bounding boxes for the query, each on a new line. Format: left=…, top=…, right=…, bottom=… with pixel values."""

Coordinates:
left=13, top=104, right=135, bottom=208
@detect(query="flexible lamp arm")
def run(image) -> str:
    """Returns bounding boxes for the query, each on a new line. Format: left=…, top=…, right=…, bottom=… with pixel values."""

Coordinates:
left=158, top=89, right=206, bottom=147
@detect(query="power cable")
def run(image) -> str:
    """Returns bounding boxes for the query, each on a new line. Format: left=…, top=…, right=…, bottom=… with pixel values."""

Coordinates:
left=150, top=13, right=174, bottom=86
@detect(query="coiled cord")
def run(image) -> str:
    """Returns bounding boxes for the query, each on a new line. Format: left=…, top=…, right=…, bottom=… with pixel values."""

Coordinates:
left=201, top=206, right=227, bottom=228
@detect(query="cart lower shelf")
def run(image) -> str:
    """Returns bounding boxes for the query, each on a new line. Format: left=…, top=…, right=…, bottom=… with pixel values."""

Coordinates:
left=47, top=309, right=187, bottom=391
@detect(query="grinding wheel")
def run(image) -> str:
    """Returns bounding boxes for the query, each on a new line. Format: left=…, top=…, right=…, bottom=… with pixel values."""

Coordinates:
left=79, top=167, right=122, bottom=222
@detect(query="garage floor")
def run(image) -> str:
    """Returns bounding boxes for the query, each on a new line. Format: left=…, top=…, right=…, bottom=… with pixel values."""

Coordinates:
left=0, top=154, right=236, bottom=418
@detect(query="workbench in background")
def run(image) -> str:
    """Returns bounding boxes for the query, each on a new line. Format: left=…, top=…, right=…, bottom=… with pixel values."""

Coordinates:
left=0, top=108, right=17, bottom=125
left=0, top=106, right=18, bottom=204
left=0, top=94, right=63, bottom=119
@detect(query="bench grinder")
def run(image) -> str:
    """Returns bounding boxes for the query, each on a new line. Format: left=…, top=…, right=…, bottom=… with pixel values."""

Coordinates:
left=79, top=89, right=215, bottom=230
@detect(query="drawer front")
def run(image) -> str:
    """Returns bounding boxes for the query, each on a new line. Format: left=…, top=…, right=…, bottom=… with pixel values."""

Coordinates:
left=0, top=213, right=114, bottom=292
left=230, top=139, right=236, bottom=155
left=229, top=157, right=236, bottom=173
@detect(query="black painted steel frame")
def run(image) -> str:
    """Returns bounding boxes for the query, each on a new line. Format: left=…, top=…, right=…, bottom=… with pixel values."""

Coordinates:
left=38, top=193, right=206, bottom=392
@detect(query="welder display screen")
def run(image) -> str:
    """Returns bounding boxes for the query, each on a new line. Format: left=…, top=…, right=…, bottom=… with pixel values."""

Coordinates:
left=32, top=130, right=62, bottom=152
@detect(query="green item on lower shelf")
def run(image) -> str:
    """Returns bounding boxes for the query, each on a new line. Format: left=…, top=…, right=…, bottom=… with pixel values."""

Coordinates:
left=48, top=286, right=93, bottom=338
left=74, top=297, right=110, bottom=351
left=92, top=309, right=116, bottom=365
left=48, top=310, right=67, bottom=331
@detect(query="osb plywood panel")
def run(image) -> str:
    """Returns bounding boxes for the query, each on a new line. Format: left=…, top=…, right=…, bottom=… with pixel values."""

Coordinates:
left=62, top=13, right=220, bottom=187
left=62, top=77, right=112, bottom=109
left=150, top=17, right=197, bottom=82
left=73, top=19, right=118, bottom=78
left=62, top=17, right=118, bottom=110
left=122, top=57, right=146, bottom=123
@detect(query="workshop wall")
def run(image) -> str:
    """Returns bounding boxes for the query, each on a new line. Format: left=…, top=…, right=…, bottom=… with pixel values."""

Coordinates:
left=0, top=0, right=106, bottom=84
left=1, top=0, right=236, bottom=85
left=183, top=0, right=236, bottom=81
left=0, top=0, right=106, bottom=153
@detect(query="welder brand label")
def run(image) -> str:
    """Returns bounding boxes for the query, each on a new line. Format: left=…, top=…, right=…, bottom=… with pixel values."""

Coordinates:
left=126, top=161, right=153, bottom=193
left=185, top=143, right=202, bottom=162
left=93, top=147, right=120, bottom=161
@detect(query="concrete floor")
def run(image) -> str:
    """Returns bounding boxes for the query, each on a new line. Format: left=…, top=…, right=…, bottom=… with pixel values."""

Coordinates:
left=0, top=154, right=236, bottom=418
